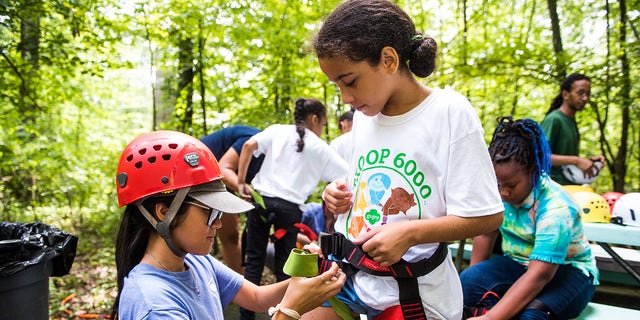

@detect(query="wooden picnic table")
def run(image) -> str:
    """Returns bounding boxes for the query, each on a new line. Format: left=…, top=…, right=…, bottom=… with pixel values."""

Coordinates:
left=582, top=222, right=640, bottom=284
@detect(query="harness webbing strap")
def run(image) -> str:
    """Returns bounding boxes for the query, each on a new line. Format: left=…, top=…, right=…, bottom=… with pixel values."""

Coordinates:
left=319, top=233, right=447, bottom=278
left=397, top=277, right=426, bottom=320
left=319, top=233, right=447, bottom=320
left=524, top=299, right=558, bottom=320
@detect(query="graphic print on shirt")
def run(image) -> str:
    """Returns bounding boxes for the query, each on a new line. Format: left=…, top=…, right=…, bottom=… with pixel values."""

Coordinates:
left=346, top=149, right=432, bottom=239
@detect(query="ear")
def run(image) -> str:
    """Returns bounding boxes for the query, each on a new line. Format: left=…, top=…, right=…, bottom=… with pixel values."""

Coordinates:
left=155, top=203, right=169, bottom=222
left=308, top=114, right=319, bottom=125
left=380, top=46, right=399, bottom=73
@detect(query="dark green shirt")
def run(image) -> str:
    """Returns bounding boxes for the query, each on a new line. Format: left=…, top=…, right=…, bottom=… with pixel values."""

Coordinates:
left=540, top=110, right=580, bottom=185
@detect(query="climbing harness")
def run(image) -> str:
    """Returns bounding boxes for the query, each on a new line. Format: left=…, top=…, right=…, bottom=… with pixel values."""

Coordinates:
left=318, top=233, right=448, bottom=320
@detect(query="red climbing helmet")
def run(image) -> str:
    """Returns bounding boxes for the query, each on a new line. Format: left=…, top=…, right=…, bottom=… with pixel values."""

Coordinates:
left=116, top=130, right=223, bottom=206
left=601, top=191, right=624, bottom=213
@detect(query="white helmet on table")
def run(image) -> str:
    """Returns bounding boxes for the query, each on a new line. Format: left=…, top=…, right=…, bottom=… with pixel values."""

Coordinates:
left=611, top=192, right=640, bottom=227
left=561, top=160, right=604, bottom=185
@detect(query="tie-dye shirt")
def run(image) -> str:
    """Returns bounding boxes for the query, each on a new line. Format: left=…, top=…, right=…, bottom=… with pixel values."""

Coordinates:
left=500, top=177, right=599, bottom=285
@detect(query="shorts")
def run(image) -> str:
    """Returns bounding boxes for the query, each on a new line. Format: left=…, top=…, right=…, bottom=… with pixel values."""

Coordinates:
left=322, top=269, right=383, bottom=319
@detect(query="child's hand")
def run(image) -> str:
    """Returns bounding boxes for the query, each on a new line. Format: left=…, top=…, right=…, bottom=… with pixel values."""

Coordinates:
left=302, top=242, right=324, bottom=258
left=323, top=179, right=352, bottom=214
left=279, top=262, right=345, bottom=316
left=467, top=315, right=491, bottom=320
left=296, top=233, right=313, bottom=246
left=237, top=183, right=254, bottom=201
left=353, top=222, right=411, bottom=266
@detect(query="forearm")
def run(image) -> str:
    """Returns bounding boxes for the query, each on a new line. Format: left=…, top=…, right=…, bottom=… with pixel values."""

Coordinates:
left=237, top=151, right=252, bottom=184
left=233, top=279, right=290, bottom=313
left=485, top=261, right=557, bottom=320
left=220, top=167, right=240, bottom=193
left=219, top=149, right=241, bottom=193
left=551, top=154, right=603, bottom=172
left=470, top=230, right=499, bottom=266
left=258, top=281, right=291, bottom=312
left=550, top=154, right=579, bottom=166
left=407, top=213, right=503, bottom=245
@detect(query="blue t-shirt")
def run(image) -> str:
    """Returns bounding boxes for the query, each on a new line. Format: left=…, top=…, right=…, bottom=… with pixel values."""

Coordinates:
left=500, top=177, right=599, bottom=284
left=301, top=202, right=326, bottom=236
left=201, top=125, right=264, bottom=183
left=118, top=254, right=244, bottom=320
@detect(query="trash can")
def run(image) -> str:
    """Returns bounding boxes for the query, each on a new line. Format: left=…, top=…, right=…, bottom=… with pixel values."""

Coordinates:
left=0, top=222, right=78, bottom=320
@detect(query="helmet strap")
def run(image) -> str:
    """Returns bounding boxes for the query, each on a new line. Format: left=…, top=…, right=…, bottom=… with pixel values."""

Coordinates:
left=136, top=187, right=191, bottom=257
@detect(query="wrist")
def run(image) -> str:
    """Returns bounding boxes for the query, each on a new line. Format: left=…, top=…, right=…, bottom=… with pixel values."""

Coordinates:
left=268, top=304, right=301, bottom=319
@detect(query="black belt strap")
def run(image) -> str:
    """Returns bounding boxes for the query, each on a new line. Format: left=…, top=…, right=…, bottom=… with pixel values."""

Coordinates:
left=525, top=299, right=558, bottom=320
left=319, top=233, right=447, bottom=320
left=319, top=233, right=447, bottom=278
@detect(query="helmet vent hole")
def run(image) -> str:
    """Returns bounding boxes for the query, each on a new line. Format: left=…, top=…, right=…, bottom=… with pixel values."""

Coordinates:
left=126, top=154, right=133, bottom=162
left=168, top=143, right=178, bottom=149
left=138, top=148, right=147, bottom=155
left=148, top=156, right=156, bottom=164
left=135, top=161, right=143, bottom=169
left=153, top=144, right=162, bottom=151
left=162, top=154, right=171, bottom=161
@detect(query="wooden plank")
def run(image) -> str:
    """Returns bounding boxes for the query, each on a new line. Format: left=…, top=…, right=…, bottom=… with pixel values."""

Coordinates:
left=449, top=241, right=640, bottom=286
left=572, top=302, right=640, bottom=319
left=583, top=223, right=640, bottom=246
left=449, top=242, right=640, bottom=270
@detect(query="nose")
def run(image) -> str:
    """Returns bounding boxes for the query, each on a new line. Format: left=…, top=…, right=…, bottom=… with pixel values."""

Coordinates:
left=499, top=187, right=509, bottom=199
left=211, top=217, right=223, bottom=230
left=340, top=89, right=354, bottom=105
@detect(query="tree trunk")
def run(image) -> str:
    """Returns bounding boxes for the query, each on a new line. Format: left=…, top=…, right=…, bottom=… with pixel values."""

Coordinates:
left=613, top=0, right=630, bottom=192
left=198, top=21, right=207, bottom=133
left=19, top=0, right=41, bottom=125
left=177, top=36, right=195, bottom=131
left=546, top=0, right=566, bottom=79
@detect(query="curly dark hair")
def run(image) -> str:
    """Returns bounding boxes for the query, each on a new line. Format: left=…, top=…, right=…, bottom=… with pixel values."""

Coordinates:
left=313, top=0, right=437, bottom=78
left=489, top=117, right=552, bottom=189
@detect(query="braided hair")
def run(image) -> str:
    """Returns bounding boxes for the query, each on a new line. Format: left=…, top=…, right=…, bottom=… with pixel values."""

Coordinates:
left=546, top=73, right=591, bottom=115
left=489, top=117, right=552, bottom=190
left=294, top=98, right=327, bottom=152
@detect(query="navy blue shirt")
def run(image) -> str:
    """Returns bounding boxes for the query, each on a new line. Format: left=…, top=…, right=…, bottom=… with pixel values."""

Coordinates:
left=201, top=125, right=264, bottom=183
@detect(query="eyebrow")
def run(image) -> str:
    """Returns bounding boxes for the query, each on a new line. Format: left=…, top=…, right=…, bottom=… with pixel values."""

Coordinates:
left=333, top=72, right=354, bottom=83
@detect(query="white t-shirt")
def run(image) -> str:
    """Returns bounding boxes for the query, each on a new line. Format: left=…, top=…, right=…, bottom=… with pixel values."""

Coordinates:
left=329, top=131, right=354, bottom=162
left=335, top=88, right=503, bottom=319
left=251, top=124, right=349, bottom=206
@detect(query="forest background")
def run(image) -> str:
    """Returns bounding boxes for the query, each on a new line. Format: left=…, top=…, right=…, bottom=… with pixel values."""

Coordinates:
left=1, top=0, right=638, bottom=318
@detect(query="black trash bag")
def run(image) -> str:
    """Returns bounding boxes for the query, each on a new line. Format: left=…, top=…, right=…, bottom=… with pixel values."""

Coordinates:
left=0, top=221, right=78, bottom=278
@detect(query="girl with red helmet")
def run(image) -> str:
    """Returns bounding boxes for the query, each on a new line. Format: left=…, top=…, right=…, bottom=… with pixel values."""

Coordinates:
left=111, top=130, right=345, bottom=320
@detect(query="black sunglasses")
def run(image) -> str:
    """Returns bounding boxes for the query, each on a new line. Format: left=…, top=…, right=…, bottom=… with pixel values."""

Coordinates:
left=184, top=201, right=223, bottom=226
